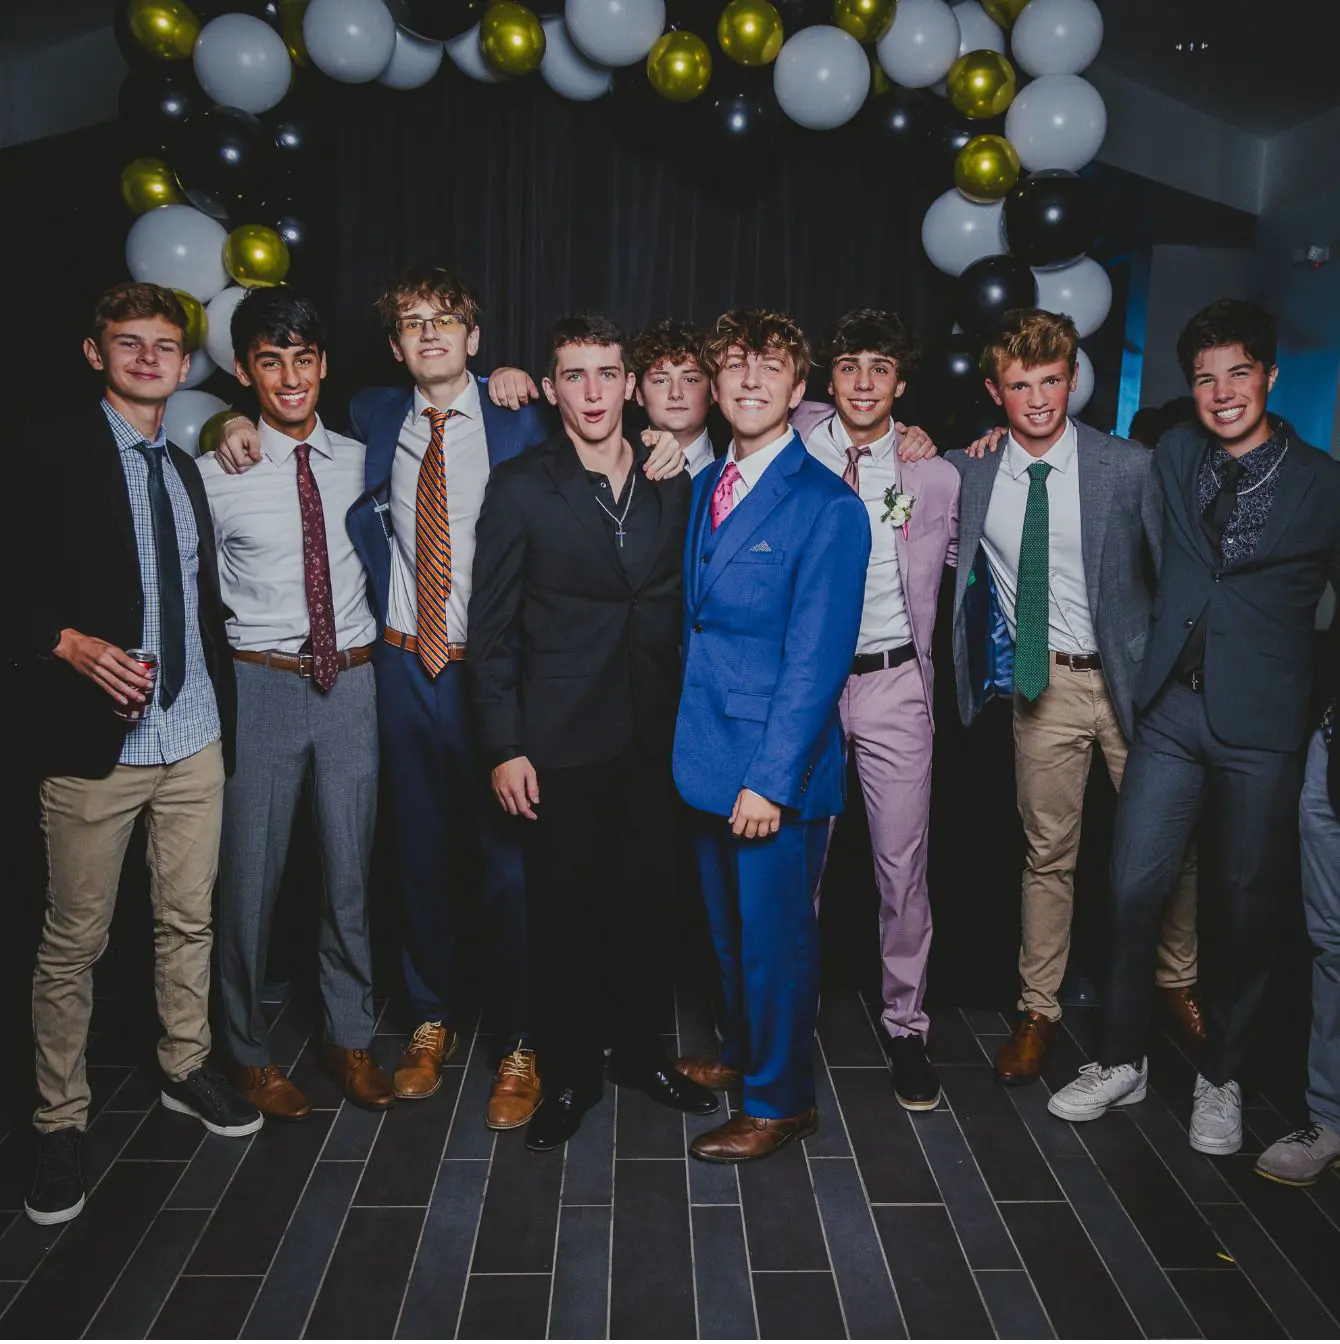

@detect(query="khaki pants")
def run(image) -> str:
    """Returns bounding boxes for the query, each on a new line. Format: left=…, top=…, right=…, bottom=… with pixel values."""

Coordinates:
left=33, top=741, right=224, bottom=1132
left=1013, top=663, right=1197, bottom=1020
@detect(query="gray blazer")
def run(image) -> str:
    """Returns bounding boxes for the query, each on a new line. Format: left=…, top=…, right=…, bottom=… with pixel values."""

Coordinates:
left=947, top=423, right=1162, bottom=741
left=1139, top=420, right=1340, bottom=752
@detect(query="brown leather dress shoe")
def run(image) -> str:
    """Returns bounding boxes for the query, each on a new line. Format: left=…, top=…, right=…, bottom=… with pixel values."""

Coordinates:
left=690, top=1107, right=819, bottom=1163
left=994, top=1011, right=1056, bottom=1085
left=486, top=1047, right=542, bottom=1130
left=226, top=1062, right=311, bottom=1121
left=1160, top=985, right=1207, bottom=1049
left=393, top=1021, right=459, bottom=1100
left=675, top=1055, right=743, bottom=1091
left=320, top=1045, right=394, bottom=1110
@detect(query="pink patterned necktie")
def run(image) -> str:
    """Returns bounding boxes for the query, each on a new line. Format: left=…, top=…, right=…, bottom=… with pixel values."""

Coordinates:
left=294, top=443, right=338, bottom=693
left=711, top=461, right=743, bottom=531
left=843, top=444, right=871, bottom=492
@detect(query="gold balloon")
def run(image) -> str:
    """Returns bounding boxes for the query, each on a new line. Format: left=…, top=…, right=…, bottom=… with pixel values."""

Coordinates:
left=716, top=0, right=784, bottom=67
left=954, top=133, right=1021, bottom=202
left=277, top=0, right=309, bottom=65
left=646, top=31, right=713, bottom=102
left=833, top=0, right=895, bottom=44
left=197, top=409, right=237, bottom=458
left=120, top=157, right=185, bottom=215
left=981, top=0, right=1030, bottom=28
left=223, top=224, right=291, bottom=288
left=126, top=0, right=200, bottom=60
left=946, top=49, right=1017, bottom=119
left=868, top=46, right=889, bottom=96
left=173, top=290, right=208, bottom=352
left=480, top=1, right=546, bottom=77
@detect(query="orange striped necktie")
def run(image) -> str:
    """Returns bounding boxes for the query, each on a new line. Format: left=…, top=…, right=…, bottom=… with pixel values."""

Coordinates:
left=414, top=405, right=460, bottom=677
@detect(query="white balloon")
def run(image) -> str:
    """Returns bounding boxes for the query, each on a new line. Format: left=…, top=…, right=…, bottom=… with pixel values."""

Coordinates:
left=773, top=26, right=870, bottom=131
left=126, top=205, right=230, bottom=303
left=204, top=286, right=248, bottom=373
left=179, top=347, right=217, bottom=389
left=877, top=0, right=959, bottom=88
left=1004, top=73, right=1106, bottom=171
left=164, top=389, right=229, bottom=458
left=445, top=23, right=506, bottom=82
left=378, top=25, right=444, bottom=88
left=920, top=190, right=1005, bottom=276
left=1011, top=0, right=1103, bottom=77
left=303, top=0, right=396, bottom=83
left=540, top=17, right=612, bottom=100
left=951, top=0, right=1004, bottom=56
left=1070, top=346, right=1094, bottom=415
left=565, top=0, right=665, bottom=67
left=193, top=14, right=292, bottom=114
left=1033, top=256, right=1112, bottom=338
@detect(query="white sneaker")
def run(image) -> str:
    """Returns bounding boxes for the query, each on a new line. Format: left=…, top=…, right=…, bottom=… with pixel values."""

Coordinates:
left=1189, top=1075, right=1243, bottom=1155
left=1047, top=1059, right=1147, bottom=1122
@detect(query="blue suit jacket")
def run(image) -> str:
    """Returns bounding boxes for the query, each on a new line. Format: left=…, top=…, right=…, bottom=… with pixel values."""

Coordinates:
left=344, top=376, right=550, bottom=628
left=673, top=434, right=871, bottom=821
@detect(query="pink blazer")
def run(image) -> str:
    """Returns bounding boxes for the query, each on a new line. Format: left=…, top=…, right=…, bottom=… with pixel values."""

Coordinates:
left=792, top=402, right=961, bottom=709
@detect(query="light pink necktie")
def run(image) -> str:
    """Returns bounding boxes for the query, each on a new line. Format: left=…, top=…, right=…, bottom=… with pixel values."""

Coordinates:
left=711, top=462, right=743, bottom=531
left=843, top=444, right=871, bottom=493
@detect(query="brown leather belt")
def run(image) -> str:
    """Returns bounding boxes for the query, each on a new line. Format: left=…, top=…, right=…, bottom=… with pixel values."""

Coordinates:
left=233, top=645, right=373, bottom=677
left=383, top=627, right=468, bottom=662
left=1054, top=651, right=1102, bottom=671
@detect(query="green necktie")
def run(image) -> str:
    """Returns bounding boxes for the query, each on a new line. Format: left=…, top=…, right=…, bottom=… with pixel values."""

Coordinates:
left=1014, top=460, right=1053, bottom=702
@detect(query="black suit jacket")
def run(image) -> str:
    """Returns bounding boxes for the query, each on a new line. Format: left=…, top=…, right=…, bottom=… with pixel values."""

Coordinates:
left=468, top=431, right=691, bottom=771
left=1139, top=419, right=1340, bottom=752
left=6, top=406, right=236, bottom=780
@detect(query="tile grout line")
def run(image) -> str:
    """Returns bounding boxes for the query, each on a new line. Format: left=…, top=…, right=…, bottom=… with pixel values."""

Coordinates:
left=673, top=988, right=702, bottom=1344
left=451, top=1018, right=499, bottom=1342
left=801, top=1044, right=851, bottom=1339
left=605, top=1079, right=617, bottom=1340
left=543, top=1111, right=567, bottom=1340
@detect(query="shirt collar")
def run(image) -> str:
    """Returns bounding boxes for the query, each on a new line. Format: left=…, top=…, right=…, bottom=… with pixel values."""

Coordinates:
left=683, top=428, right=715, bottom=473
left=260, top=414, right=332, bottom=464
left=728, top=428, right=793, bottom=488
left=1208, top=423, right=1287, bottom=479
left=102, top=398, right=166, bottom=453
left=1004, top=417, right=1076, bottom=479
left=413, top=375, right=481, bottom=424
left=830, top=414, right=898, bottom=464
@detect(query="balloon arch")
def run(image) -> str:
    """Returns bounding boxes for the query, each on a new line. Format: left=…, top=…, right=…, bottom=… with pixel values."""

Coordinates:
left=115, top=0, right=1113, bottom=452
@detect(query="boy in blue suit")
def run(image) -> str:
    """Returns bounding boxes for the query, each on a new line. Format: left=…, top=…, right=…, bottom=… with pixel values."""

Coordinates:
left=673, top=309, right=871, bottom=1162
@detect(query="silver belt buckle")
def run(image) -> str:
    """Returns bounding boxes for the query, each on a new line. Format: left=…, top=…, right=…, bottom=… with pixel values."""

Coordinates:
left=298, top=652, right=314, bottom=679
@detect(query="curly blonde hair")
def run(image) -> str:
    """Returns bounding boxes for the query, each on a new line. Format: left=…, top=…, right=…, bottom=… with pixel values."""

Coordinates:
left=700, top=308, right=811, bottom=385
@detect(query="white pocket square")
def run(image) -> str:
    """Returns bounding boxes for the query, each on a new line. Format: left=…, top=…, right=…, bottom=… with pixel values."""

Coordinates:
left=749, top=540, right=773, bottom=553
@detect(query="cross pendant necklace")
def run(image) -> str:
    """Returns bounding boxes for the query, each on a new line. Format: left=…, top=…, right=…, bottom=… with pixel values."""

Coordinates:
left=595, top=472, right=636, bottom=548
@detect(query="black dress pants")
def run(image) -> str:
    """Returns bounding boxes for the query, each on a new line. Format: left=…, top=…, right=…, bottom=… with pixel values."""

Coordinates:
left=1103, top=682, right=1302, bottom=1083
left=523, top=738, right=676, bottom=1095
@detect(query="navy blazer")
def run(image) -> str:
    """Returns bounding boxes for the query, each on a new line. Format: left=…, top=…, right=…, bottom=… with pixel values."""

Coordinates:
left=344, top=376, right=550, bottom=628
left=672, top=434, right=871, bottom=820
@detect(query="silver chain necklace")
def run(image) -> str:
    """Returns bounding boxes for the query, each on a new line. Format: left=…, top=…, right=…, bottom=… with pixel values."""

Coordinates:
left=595, top=471, right=636, bottom=547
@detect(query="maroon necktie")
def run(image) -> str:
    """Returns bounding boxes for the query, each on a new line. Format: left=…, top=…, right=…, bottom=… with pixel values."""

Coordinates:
left=294, top=443, right=338, bottom=692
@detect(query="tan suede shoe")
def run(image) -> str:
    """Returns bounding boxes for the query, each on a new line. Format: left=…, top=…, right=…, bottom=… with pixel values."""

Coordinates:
left=690, top=1108, right=819, bottom=1163
left=994, top=1011, right=1057, bottom=1084
left=226, top=1062, right=311, bottom=1121
left=674, top=1055, right=743, bottom=1091
left=393, top=1021, right=459, bottom=1100
left=486, top=1047, right=542, bottom=1130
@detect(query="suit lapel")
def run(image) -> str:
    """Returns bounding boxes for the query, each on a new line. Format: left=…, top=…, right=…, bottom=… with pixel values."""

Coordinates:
left=695, top=435, right=802, bottom=610
left=1238, top=433, right=1314, bottom=567
left=363, top=390, right=412, bottom=495
left=477, top=377, right=512, bottom=468
left=1076, top=427, right=1114, bottom=621
left=90, top=410, right=139, bottom=565
left=954, top=452, right=997, bottom=607
left=687, top=460, right=720, bottom=611
left=545, top=438, right=629, bottom=585
left=1176, top=434, right=1218, bottom=565
left=626, top=476, right=680, bottom=593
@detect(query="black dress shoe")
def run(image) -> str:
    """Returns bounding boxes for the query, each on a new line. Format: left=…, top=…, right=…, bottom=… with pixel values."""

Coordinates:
left=525, top=1087, right=595, bottom=1153
left=884, top=1033, right=941, bottom=1112
left=609, top=1059, right=720, bottom=1115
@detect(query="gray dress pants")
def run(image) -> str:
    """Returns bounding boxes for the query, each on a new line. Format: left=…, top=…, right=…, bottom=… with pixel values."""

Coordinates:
left=1299, top=728, right=1340, bottom=1134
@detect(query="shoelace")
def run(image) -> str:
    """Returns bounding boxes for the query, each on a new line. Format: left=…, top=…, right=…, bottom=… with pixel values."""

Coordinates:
left=1195, top=1079, right=1240, bottom=1119
left=408, top=1021, right=445, bottom=1053
left=1278, top=1123, right=1322, bottom=1148
left=1071, top=1061, right=1126, bottom=1090
left=497, top=1049, right=534, bottom=1080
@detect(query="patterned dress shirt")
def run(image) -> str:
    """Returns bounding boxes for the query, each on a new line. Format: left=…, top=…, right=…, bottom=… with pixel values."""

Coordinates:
left=1195, top=426, right=1288, bottom=569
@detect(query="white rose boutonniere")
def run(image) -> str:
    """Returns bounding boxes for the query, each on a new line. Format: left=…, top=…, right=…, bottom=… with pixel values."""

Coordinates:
left=881, top=486, right=915, bottom=539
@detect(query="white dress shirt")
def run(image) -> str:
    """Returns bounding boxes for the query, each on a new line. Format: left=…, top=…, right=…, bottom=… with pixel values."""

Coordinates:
left=385, top=378, right=491, bottom=642
left=980, top=418, right=1096, bottom=656
left=723, top=428, right=793, bottom=507
left=807, top=416, right=911, bottom=654
left=198, top=416, right=376, bottom=654
left=685, top=428, right=716, bottom=479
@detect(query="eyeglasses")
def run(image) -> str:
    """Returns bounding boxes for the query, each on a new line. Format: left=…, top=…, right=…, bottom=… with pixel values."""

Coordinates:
left=397, top=312, right=464, bottom=336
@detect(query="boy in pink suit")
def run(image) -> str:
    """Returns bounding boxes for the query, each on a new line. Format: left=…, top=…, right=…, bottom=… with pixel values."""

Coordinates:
left=793, top=310, right=960, bottom=1110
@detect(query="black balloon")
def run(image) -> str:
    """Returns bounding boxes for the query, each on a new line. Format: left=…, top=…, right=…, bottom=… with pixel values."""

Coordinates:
left=921, top=333, right=998, bottom=446
left=665, top=0, right=720, bottom=32
left=119, top=68, right=211, bottom=153
left=271, top=205, right=313, bottom=267
left=929, top=111, right=1004, bottom=177
left=1002, top=169, right=1098, bottom=269
left=382, top=0, right=487, bottom=40
left=860, top=85, right=945, bottom=160
left=261, top=84, right=329, bottom=177
left=171, top=104, right=276, bottom=224
left=954, top=253, right=1039, bottom=336
left=696, top=76, right=782, bottom=186
left=772, top=0, right=829, bottom=30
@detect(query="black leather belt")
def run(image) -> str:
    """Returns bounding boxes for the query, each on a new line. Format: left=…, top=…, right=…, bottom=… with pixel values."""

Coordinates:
left=1054, top=651, right=1102, bottom=671
left=851, top=643, right=916, bottom=676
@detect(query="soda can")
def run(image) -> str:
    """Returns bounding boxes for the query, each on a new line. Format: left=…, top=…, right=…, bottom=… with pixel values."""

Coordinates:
left=116, top=648, right=158, bottom=724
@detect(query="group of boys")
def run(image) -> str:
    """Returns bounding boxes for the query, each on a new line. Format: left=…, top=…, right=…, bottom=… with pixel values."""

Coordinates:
left=13, top=263, right=1340, bottom=1228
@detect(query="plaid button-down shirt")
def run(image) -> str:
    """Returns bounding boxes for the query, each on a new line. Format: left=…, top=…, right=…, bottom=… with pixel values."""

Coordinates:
left=103, top=400, right=220, bottom=766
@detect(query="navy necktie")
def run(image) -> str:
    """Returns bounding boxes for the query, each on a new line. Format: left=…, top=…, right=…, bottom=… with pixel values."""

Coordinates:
left=135, top=442, right=186, bottom=710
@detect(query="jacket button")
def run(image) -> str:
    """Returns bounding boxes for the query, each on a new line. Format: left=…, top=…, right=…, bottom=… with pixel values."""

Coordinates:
left=701, top=555, right=710, bottom=564
left=693, top=623, right=703, bottom=634
left=1213, top=573, right=1221, bottom=583
left=1184, top=619, right=1194, bottom=627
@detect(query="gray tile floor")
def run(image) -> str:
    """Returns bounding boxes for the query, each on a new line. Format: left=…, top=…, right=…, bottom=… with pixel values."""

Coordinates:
left=1, top=983, right=1337, bottom=1339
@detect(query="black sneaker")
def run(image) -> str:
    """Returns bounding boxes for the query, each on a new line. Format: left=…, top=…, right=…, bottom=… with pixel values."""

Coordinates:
left=885, top=1033, right=942, bottom=1112
left=162, top=1065, right=264, bottom=1137
left=25, top=1127, right=85, bottom=1226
